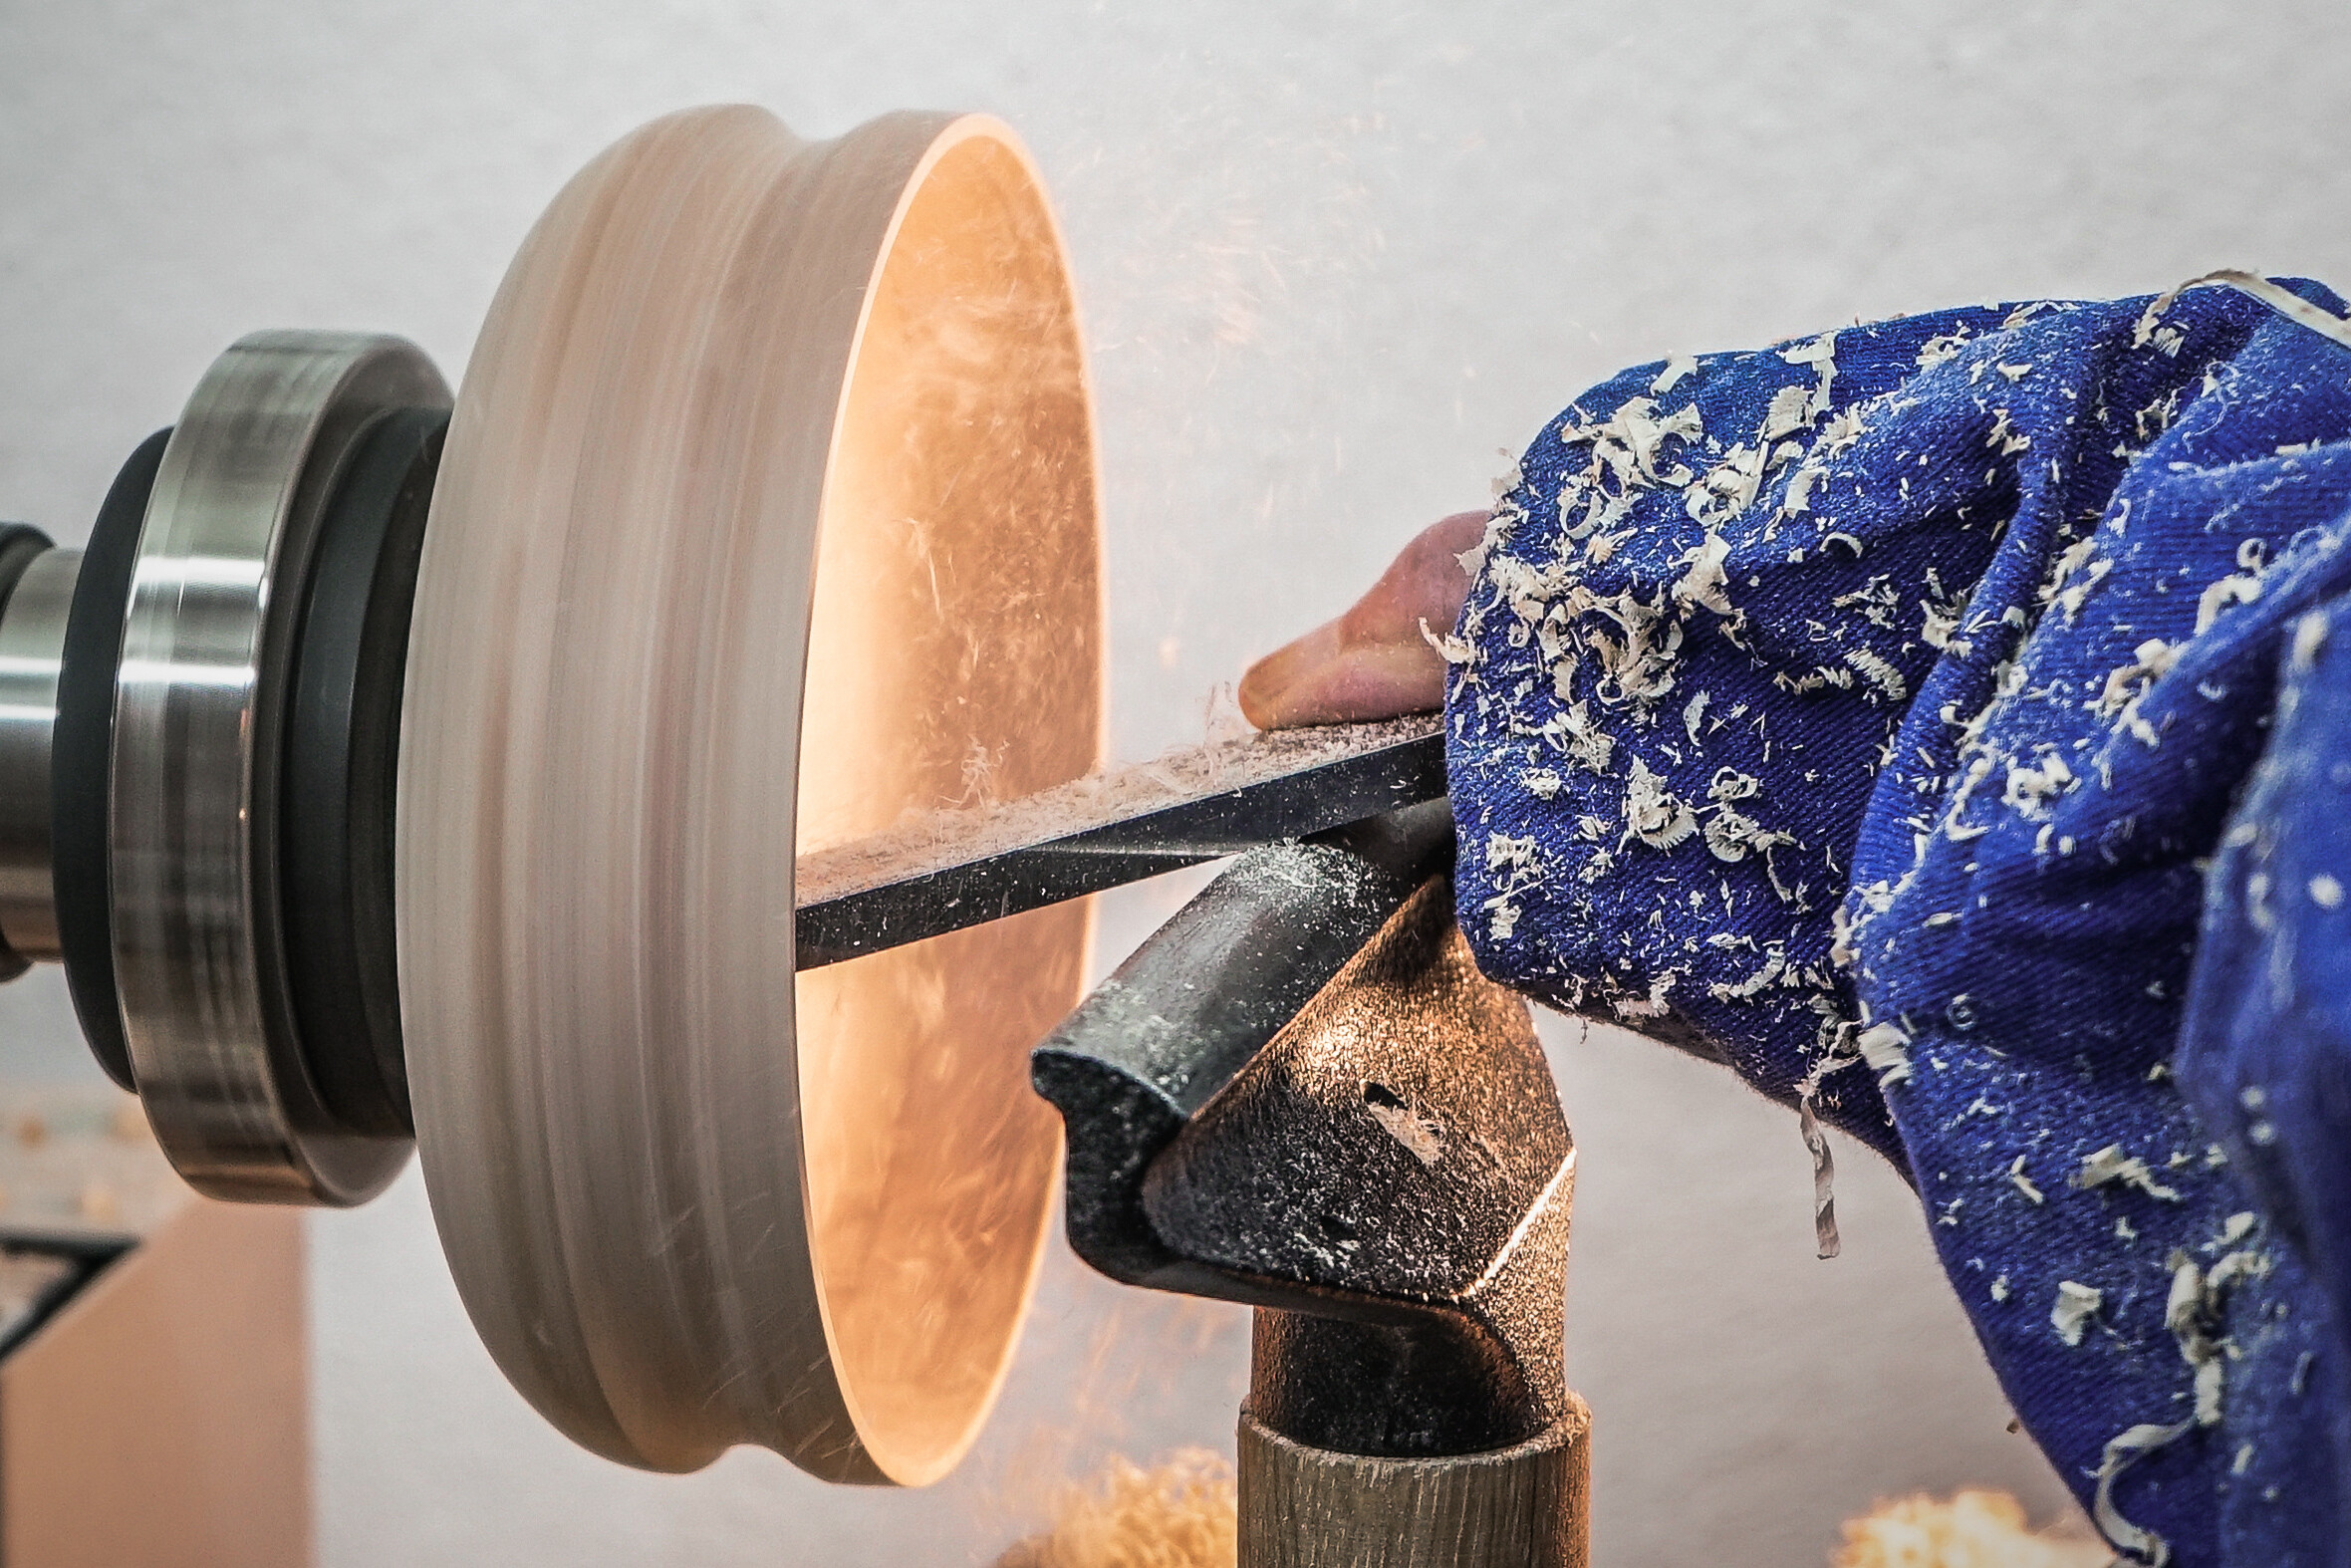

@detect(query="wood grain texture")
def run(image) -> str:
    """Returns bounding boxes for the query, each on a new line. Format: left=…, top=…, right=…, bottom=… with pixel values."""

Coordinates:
left=1237, top=1402, right=1590, bottom=1568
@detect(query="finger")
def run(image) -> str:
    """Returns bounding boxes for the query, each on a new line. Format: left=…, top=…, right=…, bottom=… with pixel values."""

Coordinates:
left=1239, top=510, right=1488, bottom=729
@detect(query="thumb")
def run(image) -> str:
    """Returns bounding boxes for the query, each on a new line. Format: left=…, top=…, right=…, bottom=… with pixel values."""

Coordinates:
left=1238, top=510, right=1487, bottom=729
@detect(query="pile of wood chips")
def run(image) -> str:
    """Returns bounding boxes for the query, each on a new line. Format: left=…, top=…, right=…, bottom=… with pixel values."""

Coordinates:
left=992, top=1456, right=2106, bottom=1568
left=991, top=1450, right=1236, bottom=1568
left=1833, top=1490, right=2112, bottom=1568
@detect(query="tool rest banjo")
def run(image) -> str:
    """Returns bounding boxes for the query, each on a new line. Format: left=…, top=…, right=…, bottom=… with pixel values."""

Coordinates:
left=3, top=104, right=1586, bottom=1565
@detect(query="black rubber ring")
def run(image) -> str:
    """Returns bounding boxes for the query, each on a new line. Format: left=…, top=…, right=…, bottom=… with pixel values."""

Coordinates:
left=0, top=522, right=59, bottom=984
left=54, top=429, right=170, bottom=1092
left=279, top=406, right=446, bottom=1137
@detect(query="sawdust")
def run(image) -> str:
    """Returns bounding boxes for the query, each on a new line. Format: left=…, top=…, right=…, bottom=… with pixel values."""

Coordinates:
left=992, top=1451, right=1236, bottom=1568
left=1833, top=1490, right=2109, bottom=1568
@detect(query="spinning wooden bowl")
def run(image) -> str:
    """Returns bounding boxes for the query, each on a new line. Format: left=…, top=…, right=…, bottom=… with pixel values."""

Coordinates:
left=406, top=106, right=1105, bottom=1481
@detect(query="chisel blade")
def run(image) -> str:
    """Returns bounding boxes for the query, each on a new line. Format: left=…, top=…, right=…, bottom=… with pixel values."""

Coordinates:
left=793, top=714, right=1446, bottom=967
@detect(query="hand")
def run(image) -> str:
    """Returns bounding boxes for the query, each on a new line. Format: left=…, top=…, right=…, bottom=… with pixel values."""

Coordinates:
left=1237, top=510, right=1488, bottom=729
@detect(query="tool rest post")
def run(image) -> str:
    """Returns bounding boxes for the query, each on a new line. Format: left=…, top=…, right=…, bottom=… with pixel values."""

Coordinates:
left=1035, top=812, right=1590, bottom=1568
left=1200, top=888, right=1591, bottom=1568
left=1236, top=1404, right=1591, bottom=1568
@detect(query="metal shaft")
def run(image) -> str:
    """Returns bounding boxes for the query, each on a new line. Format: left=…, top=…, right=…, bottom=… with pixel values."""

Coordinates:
left=0, top=546, right=77, bottom=965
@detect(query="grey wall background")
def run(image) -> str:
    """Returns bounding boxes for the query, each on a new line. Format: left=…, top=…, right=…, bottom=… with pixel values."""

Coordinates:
left=3, top=1, right=2345, bottom=1562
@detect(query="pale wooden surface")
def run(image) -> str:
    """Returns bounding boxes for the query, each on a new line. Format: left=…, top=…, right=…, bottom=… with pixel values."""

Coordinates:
left=1237, top=1403, right=1590, bottom=1568
left=1, top=1196, right=308, bottom=1567
left=404, top=104, right=1102, bottom=1483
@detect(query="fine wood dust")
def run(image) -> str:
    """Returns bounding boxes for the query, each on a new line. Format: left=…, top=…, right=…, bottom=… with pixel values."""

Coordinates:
left=1832, top=1490, right=2108, bottom=1568
left=989, top=1450, right=1236, bottom=1568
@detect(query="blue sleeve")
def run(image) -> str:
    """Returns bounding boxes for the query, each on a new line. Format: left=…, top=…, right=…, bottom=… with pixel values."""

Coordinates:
left=1445, top=278, right=2351, bottom=1566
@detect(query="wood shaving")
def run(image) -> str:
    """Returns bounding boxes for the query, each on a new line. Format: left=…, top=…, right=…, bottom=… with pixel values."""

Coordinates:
left=1687, top=443, right=1769, bottom=528
left=2195, top=572, right=2262, bottom=636
left=1916, top=329, right=1973, bottom=370
left=1819, top=403, right=1871, bottom=457
left=1622, top=758, right=1698, bottom=850
left=1672, top=533, right=1736, bottom=617
left=1843, top=648, right=1908, bottom=704
left=1779, top=332, right=1841, bottom=421
left=2009, top=1157, right=2045, bottom=1205
left=1856, top=1021, right=1913, bottom=1088
left=2002, top=752, right=2077, bottom=817
left=1480, top=834, right=1545, bottom=941
left=1779, top=463, right=1825, bottom=520
left=2071, top=1145, right=2183, bottom=1202
left=1760, top=383, right=1816, bottom=442
left=1419, top=617, right=1477, bottom=664
left=2160, top=1231, right=2274, bottom=1433
left=2137, top=270, right=2351, bottom=355
left=1683, top=689, right=1711, bottom=746
left=1799, top=1092, right=1840, bottom=1259
left=2291, top=612, right=2330, bottom=669
left=2090, top=1420, right=2194, bottom=1567
left=2095, top=638, right=2179, bottom=718
left=1364, top=1085, right=1446, bottom=1167
left=2050, top=1280, right=2102, bottom=1346
left=1611, top=971, right=1678, bottom=1020
left=1650, top=352, right=1698, bottom=393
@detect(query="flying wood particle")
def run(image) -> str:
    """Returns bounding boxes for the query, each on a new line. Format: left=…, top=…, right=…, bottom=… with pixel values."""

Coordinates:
left=1798, top=1092, right=1841, bottom=1259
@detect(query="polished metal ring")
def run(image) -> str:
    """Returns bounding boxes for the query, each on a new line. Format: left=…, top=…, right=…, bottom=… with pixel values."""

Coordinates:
left=115, top=330, right=446, bottom=1204
left=0, top=546, right=81, bottom=965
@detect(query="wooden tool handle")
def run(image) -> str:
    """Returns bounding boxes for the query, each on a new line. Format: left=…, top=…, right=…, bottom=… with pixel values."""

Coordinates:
left=1236, top=1397, right=1592, bottom=1568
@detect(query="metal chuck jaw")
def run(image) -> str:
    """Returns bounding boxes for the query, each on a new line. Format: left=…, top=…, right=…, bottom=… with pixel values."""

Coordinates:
left=7, top=331, right=449, bottom=1204
left=1033, top=803, right=1592, bottom=1568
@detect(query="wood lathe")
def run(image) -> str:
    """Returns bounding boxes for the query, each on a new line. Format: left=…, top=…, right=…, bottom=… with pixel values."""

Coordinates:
left=1, top=104, right=1587, bottom=1565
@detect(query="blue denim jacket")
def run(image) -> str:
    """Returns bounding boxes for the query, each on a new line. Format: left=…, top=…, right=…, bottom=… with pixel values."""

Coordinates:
left=1447, top=277, right=2351, bottom=1566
